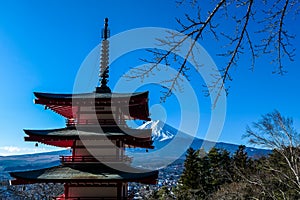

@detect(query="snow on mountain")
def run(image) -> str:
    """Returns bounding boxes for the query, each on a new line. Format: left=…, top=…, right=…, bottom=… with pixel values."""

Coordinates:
left=137, top=120, right=175, bottom=142
left=136, top=120, right=271, bottom=157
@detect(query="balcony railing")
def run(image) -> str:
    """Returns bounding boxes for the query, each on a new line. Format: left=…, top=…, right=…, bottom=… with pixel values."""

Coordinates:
left=66, top=119, right=127, bottom=127
left=60, top=156, right=132, bottom=163
left=55, top=197, right=129, bottom=200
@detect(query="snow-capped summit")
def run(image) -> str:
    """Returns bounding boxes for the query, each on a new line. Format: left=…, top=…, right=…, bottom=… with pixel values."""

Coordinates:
left=137, top=120, right=175, bottom=142
left=134, top=120, right=271, bottom=158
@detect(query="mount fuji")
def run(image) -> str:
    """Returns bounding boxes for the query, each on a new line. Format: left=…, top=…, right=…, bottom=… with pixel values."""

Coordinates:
left=138, top=120, right=176, bottom=142
left=0, top=120, right=270, bottom=180
left=136, top=120, right=270, bottom=158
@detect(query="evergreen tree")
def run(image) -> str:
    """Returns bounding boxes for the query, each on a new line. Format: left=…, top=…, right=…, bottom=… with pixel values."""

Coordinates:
left=233, top=145, right=248, bottom=169
left=177, top=147, right=234, bottom=199
left=197, top=152, right=212, bottom=198
left=232, top=145, right=250, bottom=181
left=179, top=148, right=200, bottom=189
left=207, top=147, right=232, bottom=191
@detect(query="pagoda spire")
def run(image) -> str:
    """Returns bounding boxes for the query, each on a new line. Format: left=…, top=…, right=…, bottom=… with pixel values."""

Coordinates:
left=96, top=17, right=111, bottom=93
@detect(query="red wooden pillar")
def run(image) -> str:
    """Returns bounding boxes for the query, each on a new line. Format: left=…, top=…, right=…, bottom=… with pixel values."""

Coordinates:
left=64, top=183, right=69, bottom=198
left=117, top=182, right=122, bottom=199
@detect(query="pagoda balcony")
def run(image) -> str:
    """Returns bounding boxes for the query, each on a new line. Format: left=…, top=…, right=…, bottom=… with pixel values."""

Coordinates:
left=60, top=156, right=132, bottom=163
left=66, top=119, right=127, bottom=127
left=55, top=197, right=130, bottom=200
left=55, top=190, right=135, bottom=200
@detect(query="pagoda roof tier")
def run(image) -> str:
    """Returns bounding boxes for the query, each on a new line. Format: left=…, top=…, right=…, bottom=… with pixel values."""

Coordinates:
left=24, top=127, right=154, bottom=148
left=34, top=91, right=149, bottom=99
left=10, top=164, right=158, bottom=185
left=34, top=91, right=150, bottom=121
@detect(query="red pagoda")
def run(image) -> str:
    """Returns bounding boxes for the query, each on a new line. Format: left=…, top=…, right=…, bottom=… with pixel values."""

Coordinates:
left=10, top=18, right=158, bottom=200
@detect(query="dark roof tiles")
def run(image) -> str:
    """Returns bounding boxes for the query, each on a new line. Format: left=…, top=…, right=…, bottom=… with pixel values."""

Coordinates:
left=34, top=91, right=148, bottom=100
left=10, top=164, right=158, bottom=182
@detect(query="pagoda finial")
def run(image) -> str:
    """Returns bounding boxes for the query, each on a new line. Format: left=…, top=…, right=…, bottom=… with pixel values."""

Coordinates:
left=96, top=18, right=111, bottom=93
left=103, top=17, right=109, bottom=40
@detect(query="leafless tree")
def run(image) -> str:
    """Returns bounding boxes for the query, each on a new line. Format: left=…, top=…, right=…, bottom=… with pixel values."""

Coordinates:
left=244, top=110, right=300, bottom=198
left=126, top=0, right=298, bottom=104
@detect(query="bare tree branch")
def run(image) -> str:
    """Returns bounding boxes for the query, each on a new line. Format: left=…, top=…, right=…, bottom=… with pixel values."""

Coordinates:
left=126, top=0, right=298, bottom=104
left=125, top=0, right=226, bottom=103
left=244, top=110, right=300, bottom=195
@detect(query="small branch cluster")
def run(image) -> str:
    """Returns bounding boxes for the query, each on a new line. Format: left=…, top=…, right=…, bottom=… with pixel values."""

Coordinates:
left=256, top=0, right=296, bottom=74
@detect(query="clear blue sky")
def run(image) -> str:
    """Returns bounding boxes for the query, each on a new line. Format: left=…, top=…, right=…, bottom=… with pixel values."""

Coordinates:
left=0, top=0, right=299, bottom=155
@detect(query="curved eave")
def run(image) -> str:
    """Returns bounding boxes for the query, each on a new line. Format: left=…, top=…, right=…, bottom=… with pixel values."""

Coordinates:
left=24, top=136, right=154, bottom=149
left=24, top=127, right=153, bottom=138
left=34, top=91, right=150, bottom=120
left=24, top=128, right=154, bottom=149
left=10, top=165, right=158, bottom=185
left=34, top=91, right=149, bottom=100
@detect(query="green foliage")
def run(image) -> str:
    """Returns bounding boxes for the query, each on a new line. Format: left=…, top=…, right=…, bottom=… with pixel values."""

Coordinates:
left=244, top=110, right=300, bottom=199
left=179, top=148, right=200, bottom=190
left=233, top=145, right=248, bottom=169
left=232, top=145, right=252, bottom=182
left=152, top=110, right=300, bottom=199
left=177, top=147, right=233, bottom=199
left=175, top=144, right=300, bottom=199
left=207, top=148, right=232, bottom=190
left=156, top=186, right=173, bottom=200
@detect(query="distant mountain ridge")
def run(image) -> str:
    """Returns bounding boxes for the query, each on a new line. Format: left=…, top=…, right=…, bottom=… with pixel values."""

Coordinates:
left=137, top=120, right=271, bottom=158
left=0, top=150, right=70, bottom=180
left=0, top=121, right=271, bottom=180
